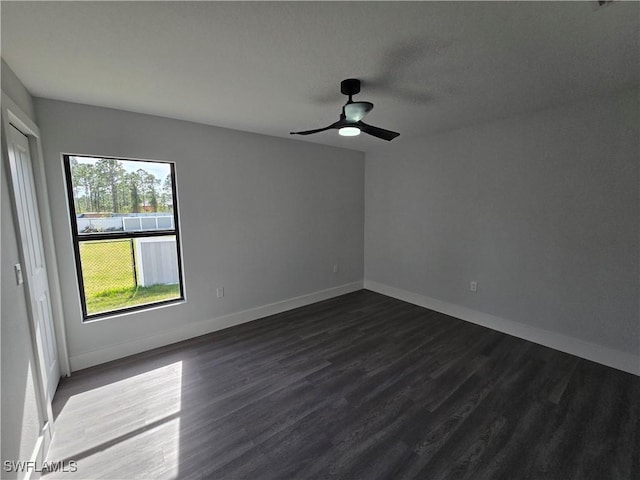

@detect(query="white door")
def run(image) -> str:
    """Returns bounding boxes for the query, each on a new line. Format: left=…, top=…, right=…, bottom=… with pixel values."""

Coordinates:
left=7, top=124, right=60, bottom=400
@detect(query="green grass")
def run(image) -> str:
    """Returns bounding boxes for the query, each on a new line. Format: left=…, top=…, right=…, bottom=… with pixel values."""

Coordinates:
left=87, top=284, right=181, bottom=315
left=80, top=240, right=180, bottom=315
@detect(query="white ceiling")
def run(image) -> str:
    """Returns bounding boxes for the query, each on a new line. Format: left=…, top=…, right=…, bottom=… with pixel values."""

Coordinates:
left=2, top=1, right=638, bottom=153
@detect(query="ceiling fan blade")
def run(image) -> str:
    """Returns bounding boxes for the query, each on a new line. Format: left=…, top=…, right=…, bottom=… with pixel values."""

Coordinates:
left=344, top=102, right=373, bottom=122
left=290, top=123, right=338, bottom=136
left=356, top=121, right=400, bottom=141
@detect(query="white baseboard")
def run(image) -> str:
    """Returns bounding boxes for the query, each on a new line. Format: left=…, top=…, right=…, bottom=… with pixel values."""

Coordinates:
left=70, top=281, right=363, bottom=371
left=364, top=280, right=639, bottom=376
left=24, top=434, right=44, bottom=480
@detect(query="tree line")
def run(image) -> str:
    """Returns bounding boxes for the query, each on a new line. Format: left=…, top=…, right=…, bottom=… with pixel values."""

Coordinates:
left=70, top=158, right=172, bottom=214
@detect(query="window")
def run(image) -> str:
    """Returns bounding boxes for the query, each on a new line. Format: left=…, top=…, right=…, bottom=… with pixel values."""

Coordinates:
left=63, top=154, right=184, bottom=320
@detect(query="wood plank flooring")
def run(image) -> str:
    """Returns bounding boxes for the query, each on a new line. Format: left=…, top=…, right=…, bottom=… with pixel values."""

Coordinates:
left=44, top=290, right=639, bottom=479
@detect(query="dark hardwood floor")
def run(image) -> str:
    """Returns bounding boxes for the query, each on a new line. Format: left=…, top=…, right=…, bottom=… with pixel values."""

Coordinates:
left=45, top=290, right=639, bottom=479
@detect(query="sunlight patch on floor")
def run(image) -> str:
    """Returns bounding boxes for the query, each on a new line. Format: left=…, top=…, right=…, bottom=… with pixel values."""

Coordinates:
left=44, top=361, right=182, bottom=479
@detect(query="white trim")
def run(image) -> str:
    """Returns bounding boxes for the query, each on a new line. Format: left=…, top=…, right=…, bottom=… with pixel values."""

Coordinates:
left=24, top=432, right=45, bottom=480
left=69, top=281, right=363, bottom=371
left=364, top=280, right=640, bottom=376
left=2, top=91, right=71, bottom=378
left=3, top=94, right=38, bottom=135
left=1, top=90, right=65, bottom=471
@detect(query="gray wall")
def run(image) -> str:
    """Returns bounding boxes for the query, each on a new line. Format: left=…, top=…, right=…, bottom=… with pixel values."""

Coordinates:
left=1, top=59, right=43, bottom=477
left=1, top=59, right=36, bottom=120
left=35, top=98, right=364, bottom=366
left=365, top=88, right=639, bottom=356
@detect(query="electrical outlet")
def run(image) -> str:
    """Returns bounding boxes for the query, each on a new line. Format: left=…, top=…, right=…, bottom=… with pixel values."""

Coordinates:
left=333, top=264, right=339, bottom=274
left=470, top=281, right=478, bottom=293
left=216, top=287, right=224, bottom=298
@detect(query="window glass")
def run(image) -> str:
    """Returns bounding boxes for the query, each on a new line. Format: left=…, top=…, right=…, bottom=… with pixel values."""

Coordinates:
left=64, top=155, right=184, bottom=320
left=68, top=156, right=175, bottom=235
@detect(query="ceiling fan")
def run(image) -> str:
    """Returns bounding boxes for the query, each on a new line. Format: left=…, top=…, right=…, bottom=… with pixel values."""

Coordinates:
left=290, top=79, right=400, bottom=141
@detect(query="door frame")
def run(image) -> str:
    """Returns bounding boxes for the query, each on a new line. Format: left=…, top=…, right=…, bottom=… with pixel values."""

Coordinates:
left=1, top=91, right=71, bottom=461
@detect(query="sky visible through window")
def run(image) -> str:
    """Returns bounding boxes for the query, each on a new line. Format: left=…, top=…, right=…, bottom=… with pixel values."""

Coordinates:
left=68, top=156, right=174, bottom=217
left=70, top=156, right=170, bottom=179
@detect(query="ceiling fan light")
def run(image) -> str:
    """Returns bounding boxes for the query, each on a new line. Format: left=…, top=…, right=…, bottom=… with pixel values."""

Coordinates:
left=339, top=126, right=361, bottom=137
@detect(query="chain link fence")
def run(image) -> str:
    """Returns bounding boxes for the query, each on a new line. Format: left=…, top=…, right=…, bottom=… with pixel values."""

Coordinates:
left=78, top=237, right=181, bottom=316
left=79, top=239, right=138, bottom=297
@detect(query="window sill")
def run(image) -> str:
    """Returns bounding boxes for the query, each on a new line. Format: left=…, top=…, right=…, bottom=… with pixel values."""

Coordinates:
left=81, top=297, right=186, bottom=324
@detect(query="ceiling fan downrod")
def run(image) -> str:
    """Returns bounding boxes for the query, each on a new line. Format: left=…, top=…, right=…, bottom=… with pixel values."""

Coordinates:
left=340, top=78, right=361, bottom=104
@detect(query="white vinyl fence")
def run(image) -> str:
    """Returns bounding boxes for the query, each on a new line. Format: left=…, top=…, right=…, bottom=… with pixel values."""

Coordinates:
left=77, top=214, right=174, bottom=233
left=134, top=237, right=179, bottom=287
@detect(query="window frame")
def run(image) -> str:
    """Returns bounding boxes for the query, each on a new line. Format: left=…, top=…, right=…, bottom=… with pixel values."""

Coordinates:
left=62, top=154, right=185, bottom=321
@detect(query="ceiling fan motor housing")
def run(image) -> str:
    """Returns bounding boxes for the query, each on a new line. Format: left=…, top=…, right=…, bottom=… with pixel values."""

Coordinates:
left=341, top=78, right=361, bottom=98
